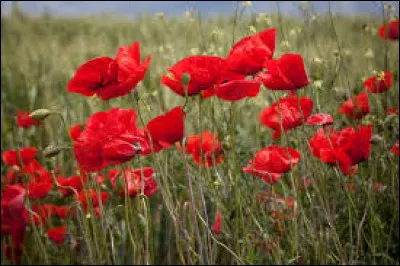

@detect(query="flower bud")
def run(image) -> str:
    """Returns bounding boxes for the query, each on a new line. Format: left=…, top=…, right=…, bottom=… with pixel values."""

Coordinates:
left=43, top=145, right=66, bottom=158
left=181, top=73, right=191, bottom=85
left=29, top=109, right=52, bottom=120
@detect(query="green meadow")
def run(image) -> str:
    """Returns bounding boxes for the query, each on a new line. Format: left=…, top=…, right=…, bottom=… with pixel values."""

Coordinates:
left=1, top=2, right=399, bottom=265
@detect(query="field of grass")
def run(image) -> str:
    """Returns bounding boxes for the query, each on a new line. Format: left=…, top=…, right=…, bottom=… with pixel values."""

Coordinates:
left=1, top=2, right=399, bottom=265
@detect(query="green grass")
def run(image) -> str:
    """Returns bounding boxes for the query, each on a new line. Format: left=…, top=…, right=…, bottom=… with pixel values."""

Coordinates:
left=1, top=3, right=399, bottom=265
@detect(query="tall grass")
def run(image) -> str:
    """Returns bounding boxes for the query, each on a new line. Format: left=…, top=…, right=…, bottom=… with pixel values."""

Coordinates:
left=1, top=2, right=399, bottom=264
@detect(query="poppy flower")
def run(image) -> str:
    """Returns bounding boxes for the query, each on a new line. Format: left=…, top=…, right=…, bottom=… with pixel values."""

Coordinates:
left=74, top=190, right=110, bottom=211
left=2, top=147, right=37, bottom=167
left=259, top=96, right=313, bottom=140
left=392, top=142, right=399, bottom=156
left=201, top=70, right=246, bottom=99
left=2, top=168, right=19, bottom=185
left=256, top=53, right=310, bottom=91
left=1, top=184, right=27, bottom=260
left=72, top=108, right=147, bottom=171
left=338, top=91, right=370, bottom=120
left=16, top=110, right=40, bottom=128
left=379, top=19, right=399, bottom=40
left=298, top=178, right=312, bottom=192
left=226, top=28, right=276, bottom=75
left=374, top=182, right=386, bottom=193
left=2, top=159, right=47, bottom=185
left=27, top=174, right=54, bottom=200
left=27, top=204, right=56, bottom=226
left=306, top=113, right=334, bottom=126
left=345, top=183, right=357, bottom=192
left=387, top=107, right=399, bottom=116
left=145, top=106, right=185, bottom=150
left=270, top=196, right=296, bottom=221
left=180, top=131, right=225, bottom=167
left=309, top=125, right=372, bottom=175
left=109, top=167, right=158, bottom=197
left=4, top=243, right=24, bottom=264
left=242, top=145, right=301, bottom=185
left=214, top=80, right=261, bottom=101
left=57, top=175, right=86, bottom=195
left=363, top=71, right=392, bottom=93
left=47, top=226, right=67, bottom=247
left=54, top=205, right=75, bottom=219
left=23, top=159, right=47, bottom=176
left=161, top=55, right=226, bottom=97
left=212, top=210, right=222, bottom=235
left=69, top=123, right=83, bottom=141
left=67, top=42, right=151, bottom=100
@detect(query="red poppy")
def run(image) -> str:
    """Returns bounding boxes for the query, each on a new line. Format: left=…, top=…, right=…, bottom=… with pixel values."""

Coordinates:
left=213, top=210, right=222, bottom=235
left=27, top=204, right=56, bottom=226
left=69, top=123, right=83, bottom=141
left=226, top=28, right=276, bottom=75
left=214, top=80, right=261, bottom=101
left=301, top=178, right=311, bottom=187
left=27, top=173, right=54, bottom=200
left=201, top=70, right=246, bottom=99
left=1, top=184, right=27, bottom=261
left=54, top=205, right=75, bottom=219
left=23, top=159, right=47, bottom=176
left=338, top=91, right=370, bottom=120
left=47, top=225, right=67, bottom=247
left=2, top=147, right=37, bottom=167
left=72, top=108, right=147, bottom=171
left=109, top=167, right=158, bottom=197
left=379, top=19, right=399, bottom=40
left=374, top=182, right=386, bottom=193
left=309, top=125, right=372, bottom=175
left=259, top=96, right=313, bottom=140
left=270, top=196, right=296, bottom=221
left=4, top=243, right=24, bottom=264
left=2, top=159, right=46, bottom=185
left=67, top=42, right=151, bottom=100
left=363, top=71, right=392, bottom=93
left=57, top=175, right=86, bottom=195
left=256, top=53, right=310, bottom=91
left=243, top=145, right=301, bottom=185
left=387, top=107, right=399, bottom=116
left=307, top=113, right=333, bottom=126
left=145, top=106, right=185, bottom=150
left=2, top=168, right=19, bottom=185
left=74, top=190, right=110, bottom=211
left=345, top=183, right=357, bottom=192
left=392, top=142, right=399, bottom=156
left=16, top=110, right=40, bottom=128
left=256, top=191, right=281, bottom=206
left=180, top=131, right=225, bottom=167
left=161, top=56, right=226, bottom=96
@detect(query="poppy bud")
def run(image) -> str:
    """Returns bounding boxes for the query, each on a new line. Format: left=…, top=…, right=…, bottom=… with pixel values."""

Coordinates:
left=29, top=109, right=53, bottom=120
left=181, top=73, right=191, bottom=85
left=370, top=135, right=382, bottom=144
left=43, top=145, right=66, bottom=158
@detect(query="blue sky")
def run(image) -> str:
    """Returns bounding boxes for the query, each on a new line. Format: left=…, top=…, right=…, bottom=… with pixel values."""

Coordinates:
left=1, top=1, right=399, bottom=18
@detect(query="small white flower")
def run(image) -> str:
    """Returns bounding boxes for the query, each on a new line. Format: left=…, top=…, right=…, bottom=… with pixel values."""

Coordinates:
left=243, top=1, right=252, bottom=7
left=190, top=48, right=200, bottom=55
left=281, top=40, right=290, bottom=48
left=313, top=57, right=323, bottom=64
left=312, top=80, right=323, bottom=89
left=364, top=48, right=374, bottom=58
left=289, top=29, right=297, bottom=36
left=249, top=25, right=257, bottom=34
